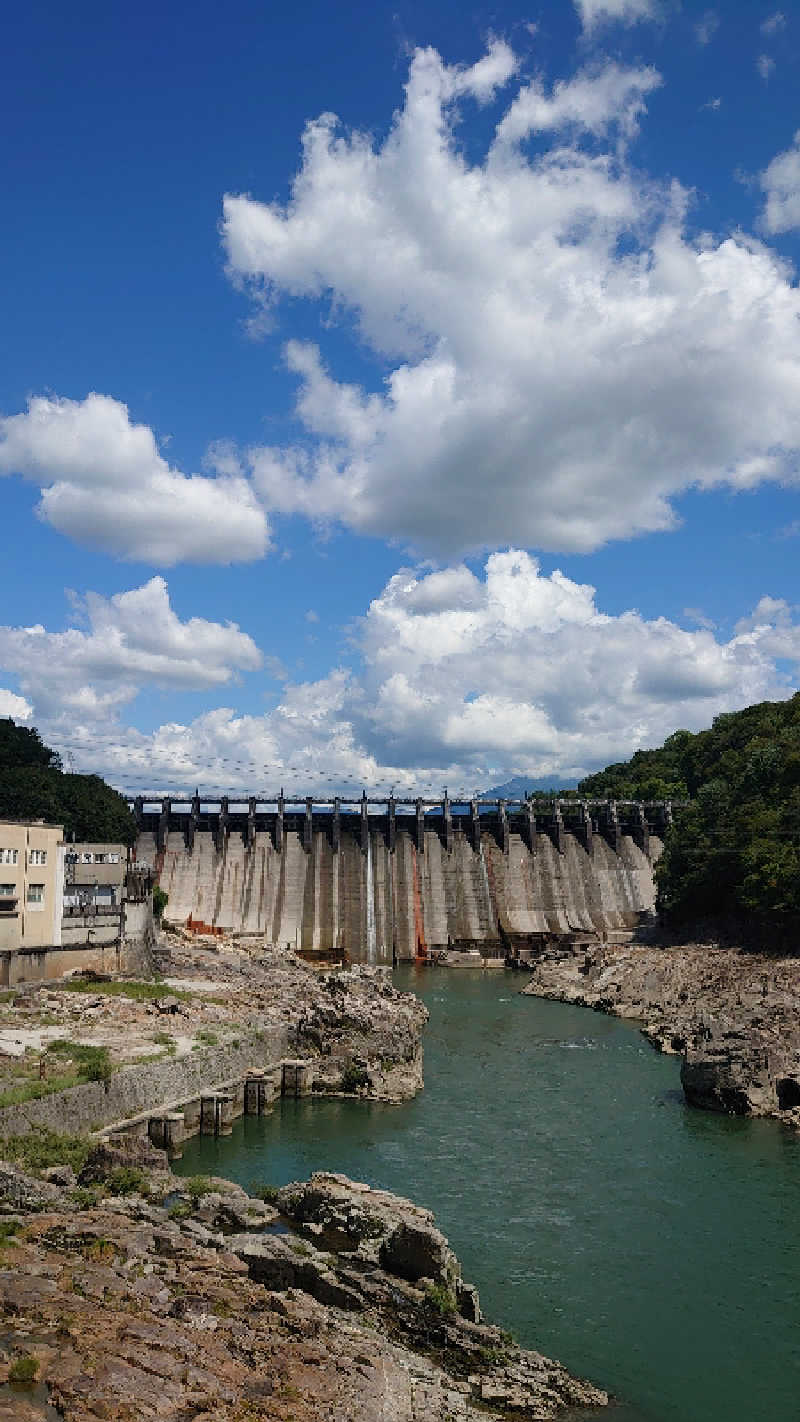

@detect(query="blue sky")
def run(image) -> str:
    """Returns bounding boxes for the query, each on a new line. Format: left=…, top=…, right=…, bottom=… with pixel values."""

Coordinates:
left=1, top=0, right=799, bottom=797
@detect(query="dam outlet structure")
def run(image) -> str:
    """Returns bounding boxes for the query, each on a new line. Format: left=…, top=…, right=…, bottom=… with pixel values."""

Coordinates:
left=131, top=794, right=674, bottom=965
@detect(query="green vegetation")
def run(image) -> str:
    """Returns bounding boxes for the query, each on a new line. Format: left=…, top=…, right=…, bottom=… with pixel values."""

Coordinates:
left=105, top=1165, right=149, bottom=1196
left=60, top=977, right=193, bottom=1003
left=8, top=1354, right=39, bottom=1384
left=340, top=1062, right=370, bottom=1093
left=0, top=1040, right=114, bottom=1108
left=48, top=1040, right=112, bottom=1083
left=0, top=1128, right=91, bottom=1175
left=168, top=1199, right=192, bottom=1219
left=152, top=884, right=169, bottom=919
left=0, top=718, right=135, bottom=843
left=69, top=1186, right=101, bottom=1209
left=423, top=1282, right=457, bottom=1315
left=579, top=693, right=800, bottom=938
left=252, top=1182, right=281, bottom=1203
left=0, top=1219, right=21, bottom=1245
left=194, top=1028, right=220, bottom=1047
left=185, top=1174, right=214, bottom=1200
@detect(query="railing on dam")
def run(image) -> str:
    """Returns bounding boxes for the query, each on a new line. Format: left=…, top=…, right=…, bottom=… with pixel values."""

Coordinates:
left=128, top=792, right=680, bottom=858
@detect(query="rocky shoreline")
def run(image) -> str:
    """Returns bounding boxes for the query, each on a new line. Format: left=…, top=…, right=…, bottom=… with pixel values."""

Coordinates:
left=522, top=940, right=800, bottom=1123
left=0, top=1145, right=608, bottom=1420
left=0, top=937, right=610, bottom=1419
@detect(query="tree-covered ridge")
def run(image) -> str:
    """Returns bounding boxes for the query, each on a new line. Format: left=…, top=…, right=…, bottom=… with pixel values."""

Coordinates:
left=579, top=694, right=800, bottom=934
left=0, top=720, right=136, bottom=845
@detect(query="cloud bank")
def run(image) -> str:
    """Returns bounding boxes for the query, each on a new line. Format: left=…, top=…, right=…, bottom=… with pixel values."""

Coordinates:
left=4, top=557, right=798, bottom=794
left=0, top=577, right=261, bottom=724
left=0, top=394, right=269, bottom=566
left=221, top=43, right=800, bottom=560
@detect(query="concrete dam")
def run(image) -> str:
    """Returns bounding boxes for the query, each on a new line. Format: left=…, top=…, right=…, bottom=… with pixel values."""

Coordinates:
left=132, top=795, right=673, bottom=964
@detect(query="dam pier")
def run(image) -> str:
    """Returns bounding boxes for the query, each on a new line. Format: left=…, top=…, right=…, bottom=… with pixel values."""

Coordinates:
left=132, top=794, right=673, bottom=962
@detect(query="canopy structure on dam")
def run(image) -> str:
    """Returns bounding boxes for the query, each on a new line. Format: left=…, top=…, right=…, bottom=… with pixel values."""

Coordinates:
left=131, top=794, right=676, bottom=964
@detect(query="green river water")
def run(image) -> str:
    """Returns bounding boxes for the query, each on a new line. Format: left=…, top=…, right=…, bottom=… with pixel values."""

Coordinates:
left=174, top=966, right=800, bottom=1422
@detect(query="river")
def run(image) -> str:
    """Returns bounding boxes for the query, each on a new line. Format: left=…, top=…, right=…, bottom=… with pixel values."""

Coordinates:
left=174, top=965, right=800, bottom=1421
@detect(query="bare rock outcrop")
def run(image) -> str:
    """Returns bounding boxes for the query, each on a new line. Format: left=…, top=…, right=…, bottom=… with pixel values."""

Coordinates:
left=0, top=1162, right=607, bottom=1420
left=523, top=941, right=800, bottom=1124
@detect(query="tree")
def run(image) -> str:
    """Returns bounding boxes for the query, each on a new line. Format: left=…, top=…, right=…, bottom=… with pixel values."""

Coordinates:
left=0, top=721, right=135, bottom=844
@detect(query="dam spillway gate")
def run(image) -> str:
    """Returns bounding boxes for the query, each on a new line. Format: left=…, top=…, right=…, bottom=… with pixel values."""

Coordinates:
left=131, top=795, right=674, bottom=964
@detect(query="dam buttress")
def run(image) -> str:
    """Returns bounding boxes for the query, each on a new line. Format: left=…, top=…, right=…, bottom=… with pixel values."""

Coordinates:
left=132, top=796, right=672, bottom=963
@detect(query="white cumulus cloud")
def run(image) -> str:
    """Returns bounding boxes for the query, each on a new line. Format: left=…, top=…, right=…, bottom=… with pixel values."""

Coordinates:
left=0, top=393, right=269, bottom=566
left=573, top=0, right=657, bottom=30
left=0, top=577, right=262, bottom=724
left=760, top=132, right=800, bottom=234
left=0, top=690, right=32, bottom=721
left=14, top=553, right=800, bottom=796
left=223, top=43, right=800, bottom=561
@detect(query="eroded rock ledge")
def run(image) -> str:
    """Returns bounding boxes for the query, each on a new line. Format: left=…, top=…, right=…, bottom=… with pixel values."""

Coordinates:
left=0, top=1146, right=607, bottom=1421
left=522, top=941, right=800, bottom=1122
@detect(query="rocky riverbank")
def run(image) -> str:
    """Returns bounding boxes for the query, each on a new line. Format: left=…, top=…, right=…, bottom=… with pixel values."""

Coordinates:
left=0, top=934, right=427, bottom=1140
left=522, top=941, right=800, bottom=1122
left=0, top=1137, right=607, bottom=1420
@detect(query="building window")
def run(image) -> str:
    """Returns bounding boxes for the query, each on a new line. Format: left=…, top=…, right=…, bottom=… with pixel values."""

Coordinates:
left=109, top=853, right=121, bottom=864
left=0, top=884, right=16, bottom=897
left=0, top=849, right=19, bottom=865
left=29, top=849, right=47, bottom=866
left=26, top=883, right=45, bottom=906
left=81, top=852, right=93, bottom=864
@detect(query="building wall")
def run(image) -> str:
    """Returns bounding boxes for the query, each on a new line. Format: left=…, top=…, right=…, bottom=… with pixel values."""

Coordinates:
left=0, top=821, right=64, bottom=952
left=65, top=843, right=127, bottom=898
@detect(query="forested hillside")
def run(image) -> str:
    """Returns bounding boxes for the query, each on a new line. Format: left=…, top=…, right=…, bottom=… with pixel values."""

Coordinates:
left=579, top=695, right=800, bottom=936
left=0, top=720, right=135, bottom=845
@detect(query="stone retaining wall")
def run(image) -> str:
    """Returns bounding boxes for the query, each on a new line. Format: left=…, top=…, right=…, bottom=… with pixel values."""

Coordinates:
left=0, top=1026, right=289, bottom=1136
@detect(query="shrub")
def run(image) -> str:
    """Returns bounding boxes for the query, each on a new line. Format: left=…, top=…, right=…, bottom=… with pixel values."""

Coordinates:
left=423, top=1283, right=457, bottom=1316
left=9, top=1354, right=39, bottom=1384
left=69, top=1186, right=100, bottom=1210
left=0, top=1219, right=21, bottom=1245
left=0, top=1129, right=91, bottom=1175
left=168, top=1200, right=192, bottom=1220
left=47, top=1040, right=112, bottom=1084
left=185, top=1175, right=214, bottom=1201
left=105, top=1166, right=149, bottom=1196
left=152, top=885, right=168, bottom=919
left=252, top=1182, right=281, bottom=1203
left=340, top=1062, right=369, bottom=1094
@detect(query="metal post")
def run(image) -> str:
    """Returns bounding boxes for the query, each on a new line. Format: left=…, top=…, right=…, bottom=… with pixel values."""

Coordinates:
left=361, top=791, right=369, bottom=855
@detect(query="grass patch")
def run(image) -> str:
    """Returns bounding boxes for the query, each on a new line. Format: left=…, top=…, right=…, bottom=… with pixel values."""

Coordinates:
left=423, top=1283, right=457, bottom=1316
left=48, top=1040, right=112, bottom=1083
left=0, top=991, right=16, bottom=1005
left=0, top=1128, right=91, bottom=1175
left=0, top=1069, right=82, bottom=1108
left=69, top=1186, right=100, bottom=1210
left=168, top=1200, right=192, bottom=1220
left=59, top=977, right=194, bottom=1004
left=252, top=1182, right=281, bottom=1203
left=8, top=1354, right=39, bottom=1384
left=194, top=1029, right=220, bottom=1047
left=151, top=1031, right=174, bottom=1047
left=0, top=1219, right=21, bottom=1245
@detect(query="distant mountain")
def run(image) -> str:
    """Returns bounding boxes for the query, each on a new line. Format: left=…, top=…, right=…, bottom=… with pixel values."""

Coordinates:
left=479, top=775, right=578, bottom=800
